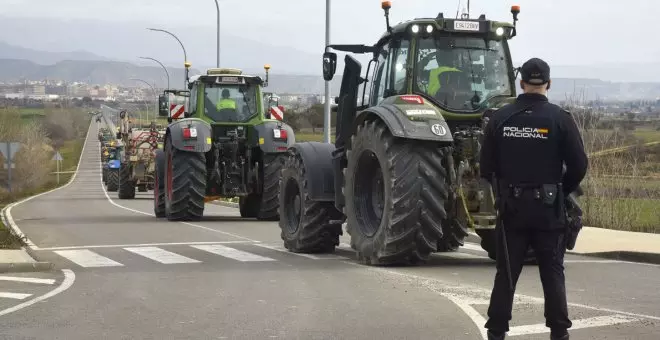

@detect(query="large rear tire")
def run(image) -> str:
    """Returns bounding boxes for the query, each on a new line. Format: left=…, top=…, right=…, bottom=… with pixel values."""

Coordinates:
left=106, top=169, right=119, bottom=192
left=118, top=163, right=136, bottom=199
left=256, top=154, right=286, bottom=221
left=153, top=150, right=166, bottom=218
left=279, top=150, right=343, bottom=253
left=164, top=138, right=206, bottom=221
left=345, top=119, right=449, bottom=266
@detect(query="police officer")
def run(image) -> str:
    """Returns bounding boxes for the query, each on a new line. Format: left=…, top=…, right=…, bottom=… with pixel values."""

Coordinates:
left=479, top=57, right=588, bottom=340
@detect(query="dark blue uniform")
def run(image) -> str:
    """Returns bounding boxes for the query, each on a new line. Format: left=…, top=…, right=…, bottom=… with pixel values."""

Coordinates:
left=479, top=58, right=588, bottom=340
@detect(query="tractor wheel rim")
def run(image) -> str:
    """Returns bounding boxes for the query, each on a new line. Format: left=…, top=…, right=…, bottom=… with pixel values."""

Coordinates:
left=353, top=150, right=384, bottom=237
left=284, top=178, right=301, bottom=234
left=167, top=151, right=173, bottom=202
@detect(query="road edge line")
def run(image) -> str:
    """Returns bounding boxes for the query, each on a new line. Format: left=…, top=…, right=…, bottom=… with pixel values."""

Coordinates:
left=0, top=269, right=75, bottom=317
left=1, top=122, right=93, bottom=253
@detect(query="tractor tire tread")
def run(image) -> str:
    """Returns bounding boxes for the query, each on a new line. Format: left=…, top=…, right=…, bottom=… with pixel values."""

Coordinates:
left=346, top=119, right=449, bottom=266
left=279, top=151, right=343, bottom=253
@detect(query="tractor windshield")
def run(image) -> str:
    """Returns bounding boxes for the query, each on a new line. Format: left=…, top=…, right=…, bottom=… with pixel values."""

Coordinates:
left=414, top=35, right=513, bottom=112
left=203, top=83, right=258, bottom=123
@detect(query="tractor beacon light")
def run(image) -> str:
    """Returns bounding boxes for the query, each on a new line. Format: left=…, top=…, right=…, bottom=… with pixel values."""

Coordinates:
left=381, top=1, right=391, bottom=10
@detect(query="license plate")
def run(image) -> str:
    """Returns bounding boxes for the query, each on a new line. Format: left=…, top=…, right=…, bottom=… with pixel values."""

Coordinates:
left=454, top=20, right=480, bottom=31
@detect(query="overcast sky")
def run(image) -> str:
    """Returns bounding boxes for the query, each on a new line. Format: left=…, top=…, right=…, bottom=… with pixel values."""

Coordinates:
left=2, top=0, right=659, bottom=68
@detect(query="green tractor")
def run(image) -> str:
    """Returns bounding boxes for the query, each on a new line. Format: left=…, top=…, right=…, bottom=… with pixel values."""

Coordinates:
left=277, top=2, right=526, bottom=264
left=118, top=126, right=165, bottom=199
left=153, top=64, right=295, bottom=221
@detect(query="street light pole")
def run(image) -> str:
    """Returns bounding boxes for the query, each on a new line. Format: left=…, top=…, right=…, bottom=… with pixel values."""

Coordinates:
left=139, top=56, right=170, bottom=90
left=214, top=0, right=220, bottom=67
left=146, top=28, right=189, bottom=88
left=130, top=78, right=158, bottom=123
left=323, top=0, right=332, bottom=144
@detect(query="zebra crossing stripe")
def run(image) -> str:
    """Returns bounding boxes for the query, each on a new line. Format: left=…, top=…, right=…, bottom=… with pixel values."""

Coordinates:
left=254, top=244, right=349, bottom=260
left=54, top=249, right=124, bottom=267
left=191, top=245, right=276, bottom=262
left=0, top=292, right=32, bottom=300
left=123, top=247, right=201, bottom=264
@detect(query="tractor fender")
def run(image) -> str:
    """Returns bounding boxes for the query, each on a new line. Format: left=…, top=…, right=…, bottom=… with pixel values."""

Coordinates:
left=252, top=121, right=296, bottom=154
left=288, top=142, right=336, bottom=201
left=166, top=118, right=213, bottom=153
left=354, top=105, right=454, bottom=143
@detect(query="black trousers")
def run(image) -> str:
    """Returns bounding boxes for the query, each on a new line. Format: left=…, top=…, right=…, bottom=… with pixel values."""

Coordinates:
left=485, top=226, right=572, bottom=334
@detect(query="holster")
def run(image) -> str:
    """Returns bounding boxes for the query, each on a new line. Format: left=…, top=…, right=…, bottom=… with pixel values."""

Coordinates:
left=564, top=194, right=583, bottom=250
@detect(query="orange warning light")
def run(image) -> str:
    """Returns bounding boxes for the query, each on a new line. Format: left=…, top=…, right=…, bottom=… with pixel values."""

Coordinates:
left=382, top=1, right=392, bottom=10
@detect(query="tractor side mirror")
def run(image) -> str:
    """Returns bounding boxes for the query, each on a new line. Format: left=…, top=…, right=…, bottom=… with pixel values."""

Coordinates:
left=322, top=52, right=337, bottom=81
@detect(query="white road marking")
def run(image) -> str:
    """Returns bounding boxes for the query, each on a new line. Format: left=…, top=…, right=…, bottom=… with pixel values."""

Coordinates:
left=341, top=261, right=660, bottom=340
left=0, top=121, right=93, bottom=250
left=0, top=292, right=32, bottom=300
left=54, top=249, right=123, bottom=267
left=124, top=247, right=201, bottom=264
left=192, top=245, right=276, bottom=262
left=461, top=243, right=487, bottom=253
left=437, top=252, right=487, bottom=260
left=37, top=240, right=258, bottom=251
left=507, top=315, right=640, bottom=336
left=0, top=269, right=75, bottom=317
left=254, top=244, right=349, bottom=260
left=0, top=276, right=55, bottom=285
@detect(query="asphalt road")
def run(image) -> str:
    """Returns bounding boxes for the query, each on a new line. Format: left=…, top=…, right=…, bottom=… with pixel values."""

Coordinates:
left=1, top=122, right=659, bottom=339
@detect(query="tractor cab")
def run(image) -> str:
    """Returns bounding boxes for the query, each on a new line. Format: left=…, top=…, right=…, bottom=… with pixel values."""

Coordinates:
left=184, top=66, right=276, bottom=125
left=323, top=2, right=520, bottom=119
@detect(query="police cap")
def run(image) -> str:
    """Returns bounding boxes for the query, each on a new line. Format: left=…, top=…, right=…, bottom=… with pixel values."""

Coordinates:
left=521, top=58, right=550, bottom=85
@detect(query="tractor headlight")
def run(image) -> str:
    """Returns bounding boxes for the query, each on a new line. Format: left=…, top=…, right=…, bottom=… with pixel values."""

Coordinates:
left=495, top=27, right=504, bottom=36
left=426, top=25, right=433, bottom=33
left=411, top=24, right=419, bottom=34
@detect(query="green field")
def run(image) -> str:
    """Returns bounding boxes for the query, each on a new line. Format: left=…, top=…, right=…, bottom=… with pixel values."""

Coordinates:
left=634, top=128, right=660, bottom=143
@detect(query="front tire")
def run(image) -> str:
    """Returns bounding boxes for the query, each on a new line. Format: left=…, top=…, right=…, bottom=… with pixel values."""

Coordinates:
left=279, top=150, right=343, bottom=253
left=345, top=119, right=449, bottom=266
left=164, top=137, right=206, bottom=221
left=118, top=163, right=136, bottom=199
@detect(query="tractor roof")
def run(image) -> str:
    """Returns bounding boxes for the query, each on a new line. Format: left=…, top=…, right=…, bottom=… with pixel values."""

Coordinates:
left=379, top=14, right=515, bottom=42
left=189, top=68, right=264, bottom=86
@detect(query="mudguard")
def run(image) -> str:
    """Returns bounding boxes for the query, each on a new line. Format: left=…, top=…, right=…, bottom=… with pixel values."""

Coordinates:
left=108, top=160, right=120, bottom=169
left=355, top=104, right=454, bottom=143
left=167, top=118, right=213, bottom=153
left=252, top=121, right=296, bottom=154
left=288, top=142, right=336, bottom=201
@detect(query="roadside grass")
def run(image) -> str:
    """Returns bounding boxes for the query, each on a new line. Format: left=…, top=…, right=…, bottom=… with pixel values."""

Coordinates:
left=0, top=138, right=85, bottom=249
left=633, top=128, right=660, bottom=143
left=581, top=197, right=659, bottom=234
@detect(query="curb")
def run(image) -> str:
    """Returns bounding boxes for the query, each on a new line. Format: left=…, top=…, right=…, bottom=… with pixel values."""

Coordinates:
left=0, top=261, right=54, bottom=274
left=211, top=201, right=239, bottom=209
left=568, top=250, right=660, bottom=265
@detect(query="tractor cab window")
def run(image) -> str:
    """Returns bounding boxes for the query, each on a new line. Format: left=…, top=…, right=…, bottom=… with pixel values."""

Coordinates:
left=204, top=84, right=258, bottom=123
left=371, top=38, right=410, bottom=106
left=414, top=35, right=513, bottom=111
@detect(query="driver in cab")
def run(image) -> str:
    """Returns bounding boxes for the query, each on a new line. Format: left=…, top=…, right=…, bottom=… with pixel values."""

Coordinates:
left=216, top=89, right=237, bottom=111
left=426, top=50, right=464, bottom=98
